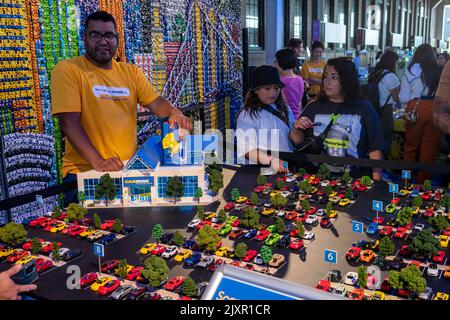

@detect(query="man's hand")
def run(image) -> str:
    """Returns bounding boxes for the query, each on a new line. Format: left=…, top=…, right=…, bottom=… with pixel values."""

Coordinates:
left=92, top=157, right=123, bottom=172
left=293, top=116, right=314, bottom=130
left=168, top=109, right=193, bottom=138
left=0, top=264, right=37, bottom=300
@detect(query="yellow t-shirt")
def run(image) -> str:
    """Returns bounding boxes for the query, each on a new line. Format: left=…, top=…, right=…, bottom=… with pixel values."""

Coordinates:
left=301, top=60, right=327, bottom=96
left=51, top=56, right=160, bottom=177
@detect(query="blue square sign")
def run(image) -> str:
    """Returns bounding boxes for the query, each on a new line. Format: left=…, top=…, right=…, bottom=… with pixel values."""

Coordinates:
left=94, top=243, right=104, bottom=257
left=389, top=184, right=399, bottom=193
left=372, top=200, right=383, bottom=212
left=402, top=170, right=411, bottom=179
left=352, top=221, right=364, bottom=234
left=324, top=249, right=337, bottom=264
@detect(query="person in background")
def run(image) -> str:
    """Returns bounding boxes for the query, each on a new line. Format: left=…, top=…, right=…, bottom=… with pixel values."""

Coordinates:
left=291, top=57, right=385, bottom=180
left=437, top=52, right=449, bottom=66
left=301, top=41, right=327, bottom=101
left=0, top=265, right=37, bottom=300
left=368, top=50, right=401, bottom=154
left=275, top=48, right=305, bottom=119
left=286, top=38, right=304, bottom=75
left=375, top=50, right=383, bottom=65
left=400, top=43, right=443, bottom=183
left=236, top=65, right=295, bottom=174
left=353, top=50, right=361, bottom=75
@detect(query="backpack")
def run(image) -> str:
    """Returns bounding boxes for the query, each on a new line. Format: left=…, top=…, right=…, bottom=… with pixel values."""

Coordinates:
left=360, top=70, right=392, bottom=115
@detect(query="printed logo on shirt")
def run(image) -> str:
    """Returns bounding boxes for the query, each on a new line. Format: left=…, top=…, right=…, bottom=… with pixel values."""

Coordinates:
left=309, top=68, right=324, bottom=73
left=92, top=85, right=130, bottom=101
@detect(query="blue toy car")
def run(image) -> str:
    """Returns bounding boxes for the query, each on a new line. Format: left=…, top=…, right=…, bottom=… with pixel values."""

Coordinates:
left=98, top=233, right=116, bottom=245
left=243, top=229, right=257, bottom=239
left=184, top=252, right=202, bottom=266
left=182, top=239, right=196, bottom=249
left=366, top=222, right=379, bottom=235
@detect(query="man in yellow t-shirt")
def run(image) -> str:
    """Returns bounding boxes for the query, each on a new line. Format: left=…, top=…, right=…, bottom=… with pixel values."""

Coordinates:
left=51, top=11, right=192, bottom=180
left=301, top=41, right=327, bottom=99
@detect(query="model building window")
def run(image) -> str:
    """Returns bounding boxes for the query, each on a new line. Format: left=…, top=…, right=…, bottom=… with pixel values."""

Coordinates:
left=289, top=0, right=303, bottom=40
left=246, top=0, right=264, bottom=49
left=84, top=178, right=99, bottom=200
left=183, top=176, right=199, bottom=197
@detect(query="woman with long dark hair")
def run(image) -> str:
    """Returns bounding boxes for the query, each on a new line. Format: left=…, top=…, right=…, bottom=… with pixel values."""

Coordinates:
left=400, top=43, right=443, bottom=183
left=368, top=50, right=400, bottom=153
left=236, top=65, right=295, bottom=174
left=290, top=57, right=386, bottom=180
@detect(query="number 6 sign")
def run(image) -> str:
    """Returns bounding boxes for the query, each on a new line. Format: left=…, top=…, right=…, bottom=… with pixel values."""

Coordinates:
left=324, top=249, right=337, bottom=264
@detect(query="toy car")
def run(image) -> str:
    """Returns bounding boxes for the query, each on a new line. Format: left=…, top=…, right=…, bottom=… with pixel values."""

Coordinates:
left=229, top=228, right=244, bottom=239
left=98, top=279, right=121, bottom=296
left=215, top=247, right=229, bottom=257
left=184, top=252, right=202, bottom=266
left=174, top=249, right=192, bottom=262
left=303, top=232, right=315, bottom=240
left=80, top=272, right=98, bottom=287
left=151, top=244, right=167, bottom=256
left=385, top=203, right=397, bottom=214
left=218, top=224, right=232, bottom=236
left=394, top=227, right=407, bottom=239
left=243, top=229, right=257, bottom=239
left=255, top=230, right=271, bottom=241
left=62, top=249, right=82, bottom=261
left=35, top=258, right=54, bottom=273
left=224, top=202, right=235, bottom=211
left=90, top=276, right=113, bottom=292
left=268, top=253, right=285, bottom=268
left=320, top=217, right=332, bottom=228
left=140, top=243, right=157, bottom=255
left=196, top=255, right=215, bottom=268
left=265, top=233, right=280, bottom=246
left=187, top=219, right=201, bottom=229
left=379, top=225, right=393, bottom=236
left=100, top=219, right=116, bottom=230
left=98, top=233, right=116, bottom=245
left=162, top=245, right=179, bottom=259
left=110, top=284, right=133, bottom=300
left=366, top=222, right=379, bottom=235
left=126, top=266, right=144, bottom=281
left=360, top=250, right=375, bottom=263
left=338, top=198, right=350, bottom=207
left=289, top=238, right=303, bottom=250
left=127, top=287, right=147, bottom=300
left=440, top=235, right=449, bottom=248
left=344, top=272, right=358, bottom=286
left=163, top=275, right=186, bottom=291
left=316, top=280, right=331, bottom=292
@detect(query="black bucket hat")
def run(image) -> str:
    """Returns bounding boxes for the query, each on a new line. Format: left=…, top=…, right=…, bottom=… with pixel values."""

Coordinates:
left=250, top=65, right=285, bottom=90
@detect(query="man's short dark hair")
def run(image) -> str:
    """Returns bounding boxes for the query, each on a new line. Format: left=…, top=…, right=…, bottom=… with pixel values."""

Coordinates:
left=276, top=48, right=297, bottom=70
left=287, top=38, right=303, bottom=49
left=85, top=11, right=117, bottom=30
left=311, top=41, right=324, bottom=51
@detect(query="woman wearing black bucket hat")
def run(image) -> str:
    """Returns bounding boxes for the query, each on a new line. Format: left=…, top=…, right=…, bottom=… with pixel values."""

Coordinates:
left=236, top=65, right=295, bottom=174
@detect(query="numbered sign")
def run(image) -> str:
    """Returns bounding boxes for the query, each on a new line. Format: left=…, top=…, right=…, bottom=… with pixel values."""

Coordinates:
left=352, top=221, right=364, bottom=234
left=324, top=249, right=337, bottom=264
left=402, top=170, right=411, bottom=179
left=389, top=184, right=399, bottom=194
left=372, top=200, right=383, bottom=212
left=94, top=243, right=104, bottom=257
left=411, top=189, right=419, bottom=197
left=35, top=195, right=43, bottom=205
left=282, top=161, right=288, bottom=170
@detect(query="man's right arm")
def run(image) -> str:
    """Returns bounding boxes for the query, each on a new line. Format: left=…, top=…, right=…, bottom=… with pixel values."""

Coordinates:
left=57, top=112, right=123, bottom=171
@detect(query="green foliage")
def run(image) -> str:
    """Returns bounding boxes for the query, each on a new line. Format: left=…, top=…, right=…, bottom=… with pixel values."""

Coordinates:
left=359, top=176, right=373, bottom=186
left=422, top=180, right=432, bottom=191
left=378, top=236, right=395, bottom=257
left=218, top=209, right=227, bottom=223
left=66, top=203, right=87, bottom=222
left=440, top=194, right=450, bottom=209
left=51, top=206, right=62, bottom=219
left=152, top=224, right=163, bottom=244
left=325, top=202, right=333, bottom=216
left=301, top=200, right=311, bottom=212
left=298, top=180, right=312, bottom=193
left=31, top=237, right=42, bottom=254
left=0, top=223, right=28, bottom=246
left=93, top=213, right=101, bottom=229
left=197, top=206, right=205, bottom=220
left=257, top=175, right=267, bottom=186
left=410, top=229, right=440, bottom=257
left=182, top=276, right=197, bottom=297
left=231, top=188, right=240, bottom=201
left=141, top=256, right=169, bottom=287
left=389, top=265, right=426, bottom=293
left=429, top=215, right=450, bottom=232
left=235, top=243, right=248, bottom=259
left=412, top=196, right=423, bottom=208
left=51, top=242, right=61, bottom=260
left=241, top=207, right=260, bottom=229
left=172, top=231, right=185, bottom=247
left=396, top=207, right=413, bottom=226
left=112, top=218, right=122, bottom=233
left=388, top=270, right=402, bottom=289
left=116, top=259, right=128, bottom=279
left=357, top=265, right=368, bottom=288
left=270, top=193, right=287, bottom=209
left=197, top=225, right=221, bottom=252
left=297, top=168, right=306, bottom=177
left=275, top=218, right=286, bottom=233
left=166, top=176, right=184, bottom=203
left=250, top=192, right=259, bottom=205
left=194, top=188, right=203, bottom=202
left=324, top=186, right=333, bottom=196
left=295, top=220, right=305, bottom=238
left=317, top=164, right=331, bottom=180
left=77, top=191, right=85, bottom=205
left=260, top=245, right=273, bottom=264
left=208, top=169, right=224, bottom=193
left=345, top=186, right=354, bottom=200
left=342, top=172, right=352, bottom=184
left=95, top=174, right=116, bottom=206
left=275, top=180, right=285, bottom=190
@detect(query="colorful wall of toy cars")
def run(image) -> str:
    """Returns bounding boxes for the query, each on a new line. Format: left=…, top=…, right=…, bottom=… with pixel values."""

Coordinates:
left=0, top=0, right=242, bottom=224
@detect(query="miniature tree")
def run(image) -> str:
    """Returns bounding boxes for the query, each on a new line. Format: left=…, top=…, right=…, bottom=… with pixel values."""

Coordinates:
left=77, top=191, right=86, bottom=207
left=359, top=176, right=373, bottom=186
left=66, top=203, right=87, bottom=222
left=271, top=193, right=287, bottom=209
left=241, top=207, right=260, bottom=229
left=231, top=188, right=240, bottom=201
left=197, top=206, right=205, bottom=220
left=93, top=213, right=101, bottom=229
left=95, top=173, right=116, bottom=206
left=208, top=169, right=224, bottom=194
left=166, top=176, right=184, bottom=204
left=396, top=207, right=413, bottom=226
left=422, top=180, right=432, bottom=192
left=378, top=236, right=395, bottom=257
left=275, top=180, right=285, bottom=190
left=400, top=265, right=426, bottom=295
left=172, top=231, right=185, bottom=247
left=317, top=164, right=331, bottom=180
left=116, top=259, right=129, bottom=280
left=197, top=225, right=221, bottom=252
left=51, top=206, right=63, bottom=219
left=429, top=215, right=450, bottom=232
left=412, top=196, right=423, bottom=208
left=31, top=237, right=43, bottom=254
left=275, top=218, right=286, bottom=233
left=141, top=255, right=169, bottom=288
left=182, top=276, right=197, bottom=297
left=324, top=186, right=334, bottom=197
left=194, top=187, right=203, bottom=203
left=345, top=186, right=354, bottom=200
left=295, top=220, right=305, bottom=238
left=250, top=192, right=259, bottom=205
left=342, top=172, right=352, bottom=185
left=235, top=243, right=248, bottom=259
left=257, top=175, right=267, bottom=186
left=325, top=202, right=333, bottom=218
left=152, top=224, right=164, bottom=244
left=301, top=199, right=311, bottom=213
left=357, top=265, right=368, bottom=288
left=112, top=218, right=122, bottom=233
left=0, top=223, right=28, bottom=246
left=410, top=229, right=440, bottom=257
left=216, top=209, right=226, bottom=223
left=298, top=180, right=312, bottom=193
left=297, top=168, right=306, bottom=177
left=439, top=194, right=450, bottom=210
left=388, top=270, right=402, bottom=290
left=51, top=242, right=61, bottom=260
left=260, top=246, right=273, bottom=265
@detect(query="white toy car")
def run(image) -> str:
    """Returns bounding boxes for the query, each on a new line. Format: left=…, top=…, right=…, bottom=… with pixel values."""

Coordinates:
left=187, top=219, right=201, bottom=229
left=344, top=272, right=358, bottom=286
left=303, top=232, right=315, bottom=240
left=162, top=245, right=179, bottom=259
left=427, top=264, right=439, bottom=277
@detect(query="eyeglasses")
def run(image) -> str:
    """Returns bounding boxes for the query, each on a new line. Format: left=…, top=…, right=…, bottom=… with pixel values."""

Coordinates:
left=87, top=31, right=118, bottom=43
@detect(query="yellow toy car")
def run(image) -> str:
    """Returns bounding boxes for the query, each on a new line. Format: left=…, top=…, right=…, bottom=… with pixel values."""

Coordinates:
left=90, top=276, right=113, bottom=292
left=115, top=264, right=134, bottom=275
left=270, top=191, right=281, bottom=198
left=329, top=191, right=337, bottom=198
left=236, top=196, right=248, bottom=203
left=174, top=249, right=192, bottom=262
left=140, top=243, right=157, bottom=255
left=16, top=255, right=36, bottom=265
left=79, top=228, right=96, bottom=238
left=328, top=210, right=338, bottom=218
left=0, top=248, right=15, bottom=258
left=434, top=292, right=449, bottom=300
left=261, top=208, right=275, bottom=216
left=50, top=224, right=67, bottom=233
left=338, top=198, right=350, bottom=207
left=311, top=187, right=318, bottom=194
left=204, top=211, right=215, bottom=220
left=411, top=206, right=420, bottom=215
left=439, top=235, right=449, bottom=248
left=215, top=246, right=229, bottom=257
left=370, top=291, right=385, bottom=300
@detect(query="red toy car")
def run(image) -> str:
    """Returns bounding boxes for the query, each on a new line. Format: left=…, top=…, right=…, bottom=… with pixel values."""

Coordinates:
left=22, top=238, right=44, bottom=250
left=284, top=211, right=298, bottom=221
left=424, top=209, right=435, bottom=218
left=35, top=258, right=54, bottom=273
left=29, top=217, right=49, bottom=228
left=432, top=250, right=446, bottom=263
left=372, top=217, right=385, bottom=224
left=80, top=272, right=98, bottom=287
left=163, top=276, right=186, bottom=291
left=98, top=279, right=121, bottom=296
left=196, top=220, right=212, bottom=230
left=345, top=247, right=362, bottom=260
left=41, top=241, right=63, bottom=254
left=394, top=227, right=407, bottom=239
left=100, top=219, right=116, bottom=230
left=224, top=202, right=235, bottom=211
left=69, top=226, right=87, bottom=237
left=101, top=260, right=120, bottom=274
left=61, top=225, right=78, bottom=235
left=391, top=197, right=401, bottom=205
left=255, top=230, right=270, bottom=241
left=442, top=227, right=450, bottom=236
left=7, top=250, right=29, bottom=263
left=307, top=207, right=317, bottom=215
left=231, top=219, right=241, bottom=227
left=421, top=191, right=432, bottom=201
left=399, top=245, right=412, bottom=257
left=151, top=244, right=166, bottom=256
left=126, top=266, right=144, bottom=281
left=357, top=185, right=367, bottom=192
left=243, top=250, right=258, bottom=262
left=379, top=226, right=393, bottom=236
left=289, top=238, right=304, bottom=250
left=254, top=186, right=266, bottom=193
left=316, top=280, right=331, bottom=292
left=208, top=258, right=224, bottom=271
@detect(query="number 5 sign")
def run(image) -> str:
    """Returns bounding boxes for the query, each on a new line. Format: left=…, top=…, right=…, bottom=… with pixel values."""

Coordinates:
left=324, top=249, right=337, bottom=264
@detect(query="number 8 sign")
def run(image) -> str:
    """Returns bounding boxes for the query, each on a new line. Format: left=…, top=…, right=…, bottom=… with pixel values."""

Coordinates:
left=94, top=243, right=104, bottom=257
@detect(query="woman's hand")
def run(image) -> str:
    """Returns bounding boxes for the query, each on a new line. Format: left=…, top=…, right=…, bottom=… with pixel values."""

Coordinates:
left=293, top=117, right=314, bottom=130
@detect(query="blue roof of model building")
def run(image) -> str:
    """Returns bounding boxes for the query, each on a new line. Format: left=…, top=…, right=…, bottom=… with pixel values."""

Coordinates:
left=125, top=136, right=162, bottom=171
